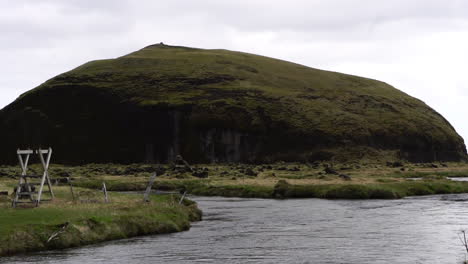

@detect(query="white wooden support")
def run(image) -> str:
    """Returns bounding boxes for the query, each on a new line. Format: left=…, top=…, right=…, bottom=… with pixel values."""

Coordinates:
left=12, top=148, right=55, bottom=208
left=36, top=148, right=54, bottom=205
left=37, top=149, right=50, bottom=154
left=44, top=148, right=54, bottom=198
left=17, top=150, right=34, bottom=155
left=143, top=172, right=158, bottom=202
left=13, top=149, right=34, bottom=207
left=22, top=152, right=35, bottom=202
left=17, top=149, right=32, bottom=176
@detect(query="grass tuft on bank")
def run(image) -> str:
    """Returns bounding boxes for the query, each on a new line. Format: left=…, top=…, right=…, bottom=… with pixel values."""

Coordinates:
left=0, top=187, right=201, bottom=256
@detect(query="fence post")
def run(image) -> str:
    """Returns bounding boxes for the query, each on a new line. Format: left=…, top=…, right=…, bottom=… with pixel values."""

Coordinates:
left=102, top=182, right=109, bottom=203
left=143, top=172, right=158, bottom=202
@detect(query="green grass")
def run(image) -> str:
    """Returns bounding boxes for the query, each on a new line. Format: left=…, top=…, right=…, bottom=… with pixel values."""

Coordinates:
left=389, top=170, right=468, bottom=179
left=5, top=162, right=468, bottom=201
left=70, top=174, right=468, bottom=200
left=74, top=178, right=148, bottom=191
left=0, top=187, right=201, bottom=256
left=282, top=181, right=468, bottom=199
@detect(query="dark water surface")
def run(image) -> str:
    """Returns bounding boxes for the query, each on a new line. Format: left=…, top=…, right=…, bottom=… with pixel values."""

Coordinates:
left=3, top=195, right=468, bottom=264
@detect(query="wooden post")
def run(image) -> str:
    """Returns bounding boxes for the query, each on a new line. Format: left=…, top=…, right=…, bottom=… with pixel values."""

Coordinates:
left=69, top=178, right=76, bottom=201
left=143, top=172, right=158, bottom=202
left=102, top=182, right=109, bottom=203
left=178, top=191, right=187, bottom=205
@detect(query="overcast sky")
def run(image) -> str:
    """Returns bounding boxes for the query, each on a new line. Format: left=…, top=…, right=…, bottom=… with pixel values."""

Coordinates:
left=2, top=0, right=468, bottom=145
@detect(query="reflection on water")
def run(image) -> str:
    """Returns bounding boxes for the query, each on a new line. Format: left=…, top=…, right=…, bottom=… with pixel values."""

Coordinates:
left=449, top=177, right=468, bottom=182
left=2, top=194, right=468, bottom=263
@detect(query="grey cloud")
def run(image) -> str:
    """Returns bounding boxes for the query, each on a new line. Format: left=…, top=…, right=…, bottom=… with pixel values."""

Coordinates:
left=131, top=0, right=468, bottom=33
left=0, top=1, right=132, bottom=49
left=4, top=0, right=468, bottom=51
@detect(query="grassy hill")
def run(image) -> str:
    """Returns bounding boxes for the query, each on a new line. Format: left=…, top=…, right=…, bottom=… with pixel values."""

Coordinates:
left=0, top=44, right=465, bottom=164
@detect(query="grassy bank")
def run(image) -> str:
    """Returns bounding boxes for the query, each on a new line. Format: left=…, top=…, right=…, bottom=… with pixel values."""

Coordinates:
left=72, top=177, right=468, bottom=199
left=0, top=186, right=201, bottom=256
left=2, top=162, right=468, bottom=201
left=54, top=162, right=468, bottom=199
left=273, top=180, right=468, bottom=199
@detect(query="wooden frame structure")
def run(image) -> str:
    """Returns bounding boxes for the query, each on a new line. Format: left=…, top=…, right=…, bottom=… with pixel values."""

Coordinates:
left=12, top=148, right=55, bottom=208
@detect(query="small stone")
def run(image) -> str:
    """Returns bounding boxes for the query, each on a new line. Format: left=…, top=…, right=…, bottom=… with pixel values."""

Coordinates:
left=339, top=174, right=352, bottom=180
left=386, top=161, right=404, bottom=168
left=244, top=168, right=257, bottom=177
left=192, top=170, right=209, bottom=178
left=324, top=167, right=338, bottom=175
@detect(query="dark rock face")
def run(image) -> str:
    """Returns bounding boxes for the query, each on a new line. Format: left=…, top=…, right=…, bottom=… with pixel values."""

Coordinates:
left=0, top=90, right=259, bottom=164
left=0, top=44, right=466, bottom=164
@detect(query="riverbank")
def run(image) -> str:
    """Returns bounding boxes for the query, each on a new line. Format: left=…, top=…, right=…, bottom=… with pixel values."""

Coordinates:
left=2, top=161, right=466, bottom=200
left=74, top=176, right=468, bottom=199
left=3, top=195, right=468, bottom=263
left=0, top=185, right=201, bottom=256
left=75, top=162, right=468, bottom=199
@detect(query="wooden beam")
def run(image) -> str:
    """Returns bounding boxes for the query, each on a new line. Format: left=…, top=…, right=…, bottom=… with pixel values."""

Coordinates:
left=36, top=149, right=50, bottom=154
left=17, top=150, right=33, bottom=155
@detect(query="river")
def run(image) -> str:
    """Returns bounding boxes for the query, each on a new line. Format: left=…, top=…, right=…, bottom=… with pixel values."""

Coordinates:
left=2, top=194, right=468, bottom=263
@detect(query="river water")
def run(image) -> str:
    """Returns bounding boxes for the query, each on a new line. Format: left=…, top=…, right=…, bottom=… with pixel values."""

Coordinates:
left=3, top=194, right=468, bottom=264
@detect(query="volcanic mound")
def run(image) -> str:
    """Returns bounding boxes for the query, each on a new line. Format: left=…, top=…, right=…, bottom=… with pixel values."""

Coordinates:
left=0, top=44, right=465, bottom=164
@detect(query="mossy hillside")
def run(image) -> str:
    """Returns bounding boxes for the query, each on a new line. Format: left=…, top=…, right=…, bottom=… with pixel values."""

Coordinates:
left=0, top=186, right=201, bottom=256
left=0, top=44, right=465, bottom=163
